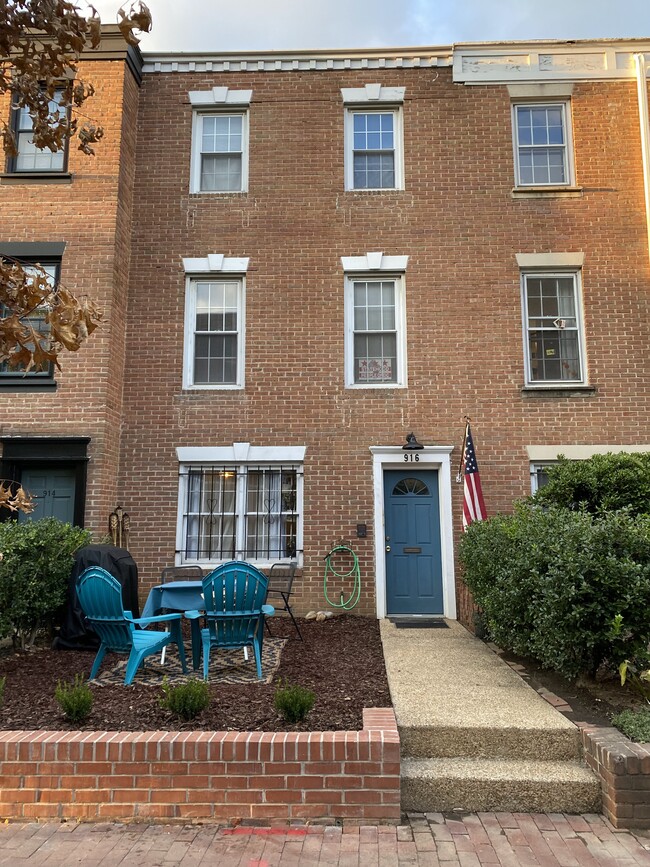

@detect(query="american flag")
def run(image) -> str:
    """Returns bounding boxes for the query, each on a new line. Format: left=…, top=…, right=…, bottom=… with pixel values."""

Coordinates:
left=462, top=423, right=487, bottom=530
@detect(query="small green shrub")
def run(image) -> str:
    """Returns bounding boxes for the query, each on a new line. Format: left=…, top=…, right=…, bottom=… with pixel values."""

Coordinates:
left=611, top=708, right=650, bottom=743
left=0, top=517, right=91, bottom=648
left=160, top=678, right=210, bottom=720
left=0, top=675, right=5, bottom=708
left=274, top=681, right=315, bottom=723
left=55, top=674, right=93, bottom=723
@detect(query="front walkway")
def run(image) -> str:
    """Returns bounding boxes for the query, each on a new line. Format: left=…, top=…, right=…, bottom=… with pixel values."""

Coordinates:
left=1, top=813, right=650, bottom=865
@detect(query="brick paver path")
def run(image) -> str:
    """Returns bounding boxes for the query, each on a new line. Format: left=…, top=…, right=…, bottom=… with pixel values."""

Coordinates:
left=1, top=812, right=649, bottom=865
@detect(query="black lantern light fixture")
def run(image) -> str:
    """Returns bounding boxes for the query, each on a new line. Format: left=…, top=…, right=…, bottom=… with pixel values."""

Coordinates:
left=402, top=432, right=424, bottom=451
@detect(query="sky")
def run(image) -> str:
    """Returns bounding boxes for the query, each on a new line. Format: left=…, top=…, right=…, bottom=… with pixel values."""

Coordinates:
left=90, top=0, right=650, bottom=54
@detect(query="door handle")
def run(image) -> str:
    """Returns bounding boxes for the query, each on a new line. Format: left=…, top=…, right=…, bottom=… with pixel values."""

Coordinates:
left=385, top=545, right=391, bottom=552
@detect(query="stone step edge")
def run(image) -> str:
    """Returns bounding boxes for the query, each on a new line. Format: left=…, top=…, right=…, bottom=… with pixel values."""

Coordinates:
left=399, top=724, right=582, bottom=761
left=401, top=756, right=600, bottom=783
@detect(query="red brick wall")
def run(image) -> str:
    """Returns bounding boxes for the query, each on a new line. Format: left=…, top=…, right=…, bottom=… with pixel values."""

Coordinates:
left=581, top=726, right=650, bottom=830
left=0, top=709, right=399, bottom=822
left=119, top=66, right=649, bottom=617
left=0, top=50, right=140, bottom=537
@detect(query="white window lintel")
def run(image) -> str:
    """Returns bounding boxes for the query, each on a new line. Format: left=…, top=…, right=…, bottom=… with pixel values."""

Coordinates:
left=341, top=84, right=405, bottom=104
left=183, top=255, right=250, bottom=274
left=176, top=444, right=306, bottom=463
left=516, top=252, right=584, bottom=269
left=189, top=87, right=252, bottom=106
left=526, top=444, right=650, bottom=461
left=508, top=83, right=574, bottom=99
left=341, top=252, right=409, bottom=272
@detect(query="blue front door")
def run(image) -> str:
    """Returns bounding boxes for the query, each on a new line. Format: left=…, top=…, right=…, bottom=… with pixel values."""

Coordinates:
left=18, top=467, right=76, bottom=524
left=384, top=469, right=443, bottom=615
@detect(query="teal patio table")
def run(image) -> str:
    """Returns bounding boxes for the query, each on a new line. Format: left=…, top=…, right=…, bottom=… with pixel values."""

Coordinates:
left=142, top=581, right=204, bottom=669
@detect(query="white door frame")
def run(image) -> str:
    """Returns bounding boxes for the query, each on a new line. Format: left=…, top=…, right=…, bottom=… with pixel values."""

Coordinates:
left=370, top=445, right=456, bottom=620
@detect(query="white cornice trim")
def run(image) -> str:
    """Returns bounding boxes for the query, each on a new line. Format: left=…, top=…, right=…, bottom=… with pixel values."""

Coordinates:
left=341, top=84, right=405, bottom=103
left=516, top=252, right=584, bottom=268
left=189, top=87, right=252, bottom=106
left=183, top=255, right=250, bottom=274
left=341, top=252, right=409, bottom=272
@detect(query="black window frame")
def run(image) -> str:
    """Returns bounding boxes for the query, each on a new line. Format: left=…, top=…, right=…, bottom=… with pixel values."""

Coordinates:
left=6, top=85, right=70, bottom=175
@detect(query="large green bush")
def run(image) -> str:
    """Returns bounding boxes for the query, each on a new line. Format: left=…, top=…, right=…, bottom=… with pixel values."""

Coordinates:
left=533, top=452, right=650, bottom=517
left=0, top=517, right=91, bottom=648
left=459, top=505, right=650, bottom=680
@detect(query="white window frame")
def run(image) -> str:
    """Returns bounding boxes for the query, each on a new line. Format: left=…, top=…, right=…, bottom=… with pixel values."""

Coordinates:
left=341, top=253, right=408, bottom=389
left=182, top=255, right=249, bottom=390
left=530, top=461, right=556, bottom=493
left=344, top=107, right=404, bottom=191
left=521, top=266, right=588, bottom=389
left=176, top=444, right=305, bottom=568
left=188, top=89, right=252, bottom=194
left=512, top=100, right=575, bottom=188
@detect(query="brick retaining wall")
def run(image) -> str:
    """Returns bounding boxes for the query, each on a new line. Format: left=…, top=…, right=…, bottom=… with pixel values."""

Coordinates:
left=0, top=709, right=399, bottom=823
left=581, top=726, right=650, bottom=829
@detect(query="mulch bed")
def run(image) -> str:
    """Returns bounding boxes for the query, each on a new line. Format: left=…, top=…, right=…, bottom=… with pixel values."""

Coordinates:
left=0, top=615, right=391, bottom=732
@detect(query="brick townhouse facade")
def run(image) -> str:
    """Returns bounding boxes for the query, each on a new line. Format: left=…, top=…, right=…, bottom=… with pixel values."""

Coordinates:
left=1, top=29, right=649, bottom=625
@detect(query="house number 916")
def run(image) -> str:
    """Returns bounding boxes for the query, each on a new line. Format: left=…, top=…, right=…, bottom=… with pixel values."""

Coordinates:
left=403, top=453, right=420, bottom=462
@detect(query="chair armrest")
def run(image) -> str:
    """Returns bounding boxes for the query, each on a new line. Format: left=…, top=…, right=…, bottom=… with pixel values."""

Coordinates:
left=127, top=612, right=182, bottom=626
left=184, top=609, right=203, bottom=620
left=262, top=604, right=275, bottom=617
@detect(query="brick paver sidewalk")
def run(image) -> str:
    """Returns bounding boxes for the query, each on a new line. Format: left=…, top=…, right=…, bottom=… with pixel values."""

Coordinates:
left=1, top=812, right=649, bottom=865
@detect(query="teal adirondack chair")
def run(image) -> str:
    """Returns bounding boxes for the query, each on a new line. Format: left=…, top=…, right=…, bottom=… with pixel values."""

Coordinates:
left=186, top=561, right=274, bottom=680
left=77, top=566, right=188, bottom=685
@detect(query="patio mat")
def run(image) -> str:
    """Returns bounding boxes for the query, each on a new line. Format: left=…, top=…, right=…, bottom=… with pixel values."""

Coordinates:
left=390, top=619, right=449, bottom=629
left=91, top=638, right=286, bottom=686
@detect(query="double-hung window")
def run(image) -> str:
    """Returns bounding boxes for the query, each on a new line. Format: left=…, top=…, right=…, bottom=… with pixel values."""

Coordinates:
left=341, top=85, right=405, bottom=191
left=0, top=259, right=59, bottom=386
left=521, top=271, right=585, bottom=386
left=182, top=255, right=248, bottom=390
left=513, top=102, right=573, bottom=187
left=342, top=252, right=408, bottom=388
left=8, top=88, right=68, bottom=174
left=177, top=445, right=304, bottom=566
left=189, top=87, right=251, bottom=193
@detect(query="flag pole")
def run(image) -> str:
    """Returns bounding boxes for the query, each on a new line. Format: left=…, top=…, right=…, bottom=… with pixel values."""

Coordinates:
left=456, top=417, right=469, bottom=483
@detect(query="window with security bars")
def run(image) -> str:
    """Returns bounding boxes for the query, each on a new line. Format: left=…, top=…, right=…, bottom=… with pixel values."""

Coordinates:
left=522, top=273, right=585, bottom=385
left=9, top=88, right=67, bottom=173
left=180, top=465, right=301, bottom=563
left=513, top=103, right=572, bottom=187
left=352, top=279, right=398, bottom=384
left=0, top=261, right=58, bottom=381
left=184, top=278, right=243, bottom=388
left=346, top=108, right=402, bottom=190
left=193, top=112, right=246, bottom=192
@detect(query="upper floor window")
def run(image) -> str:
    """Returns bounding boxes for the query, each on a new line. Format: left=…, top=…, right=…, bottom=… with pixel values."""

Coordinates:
left=521, top=271, right=586, bottom=386
left=0, top=260, right=59, bottom=384
left=189, top=87, right=252, bottom=194
left=8, top=88, right=68, bottom=174
left=182, top=254, right=249, bottom=389
left=513, top=102, right=574, bottom=187
left=341, top=252, right=408, bottom=388
left=341, top=84, right=405, bottom=191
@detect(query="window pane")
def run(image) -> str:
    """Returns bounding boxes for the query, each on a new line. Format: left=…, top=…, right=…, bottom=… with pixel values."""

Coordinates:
left=201, top=154, right=242, bottom=191
left=192, top=280, right=240, bottom=384
left=526, top=275, right=581, bottom=382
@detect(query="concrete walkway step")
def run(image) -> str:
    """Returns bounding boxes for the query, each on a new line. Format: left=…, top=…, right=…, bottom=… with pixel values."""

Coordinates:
left=402, top=756, right=602, bottom=814
left=400, top=722, right=583, bottom=761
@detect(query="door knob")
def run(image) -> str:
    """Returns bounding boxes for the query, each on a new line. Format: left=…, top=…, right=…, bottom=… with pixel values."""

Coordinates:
left=385, top=545, right=391, bottom=552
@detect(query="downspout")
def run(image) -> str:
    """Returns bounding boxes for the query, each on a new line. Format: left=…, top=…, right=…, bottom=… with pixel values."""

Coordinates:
left=634, top=53, right=650, bottom=261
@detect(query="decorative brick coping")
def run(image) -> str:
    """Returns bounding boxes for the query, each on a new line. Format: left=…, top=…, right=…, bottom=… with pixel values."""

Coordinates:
left=0, top=708, right=400, bottom=823
left=580, top=726, right=650, bottom=830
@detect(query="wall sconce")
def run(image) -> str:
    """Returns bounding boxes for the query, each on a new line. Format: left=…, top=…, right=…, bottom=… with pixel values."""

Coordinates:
left=402, top=432, right=424, bottom=450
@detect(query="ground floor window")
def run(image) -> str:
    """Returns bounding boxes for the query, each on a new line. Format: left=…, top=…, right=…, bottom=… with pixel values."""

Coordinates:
left=178, top=463, right=302, bottom=564
left=530, top=461, right=557, bottom=493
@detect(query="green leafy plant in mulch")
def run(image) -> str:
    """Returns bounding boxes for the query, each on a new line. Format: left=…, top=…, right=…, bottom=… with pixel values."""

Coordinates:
left=55, top=674, right=93, bottom=723
left=274, top=680, right=315, bottom=723
left=611, top=708, right=650, bottom=743
left=160, top=677, right=210, bottom=721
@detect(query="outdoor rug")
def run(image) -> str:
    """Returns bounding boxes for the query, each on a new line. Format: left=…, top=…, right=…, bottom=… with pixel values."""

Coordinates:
left=390, top=618, right=449, bottom=629
left=91, top=638, right=286, bottom=686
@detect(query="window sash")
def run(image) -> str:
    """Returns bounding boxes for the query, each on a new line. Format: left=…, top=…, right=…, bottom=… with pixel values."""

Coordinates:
left=185, top=278, right=243, bottom=388
left=11, top=89, right=67, bottom=173
left=514, top=103, right=570, bottom=186
left=345, top=108, right=402, bottom=190
left=179, top=465, right=301, bottom=564
left=192, top=111, right=247, bottom=193
left=345, top=275, right=406, bottom=387
left=0, top=261, right=58, bottom=378
left=522, top=272, right=585, bottom=385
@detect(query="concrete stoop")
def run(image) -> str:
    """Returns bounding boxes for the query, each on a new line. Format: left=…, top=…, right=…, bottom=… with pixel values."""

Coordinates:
left=379, top=619, right=602, bottom=815
left=401, top=756, right=602, bottom=814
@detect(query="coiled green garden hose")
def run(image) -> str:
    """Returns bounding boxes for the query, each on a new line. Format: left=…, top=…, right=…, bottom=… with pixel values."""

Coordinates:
left=323, top=544, right=361, bottom=610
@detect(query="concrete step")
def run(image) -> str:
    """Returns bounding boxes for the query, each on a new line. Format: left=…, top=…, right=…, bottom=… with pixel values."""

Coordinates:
left=400, top=723, right=583, bottom=761
left=402, top=756, right=602, bottom=814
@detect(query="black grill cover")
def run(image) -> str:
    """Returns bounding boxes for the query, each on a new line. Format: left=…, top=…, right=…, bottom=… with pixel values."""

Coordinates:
left=54, top=544, right=140, bottom=650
